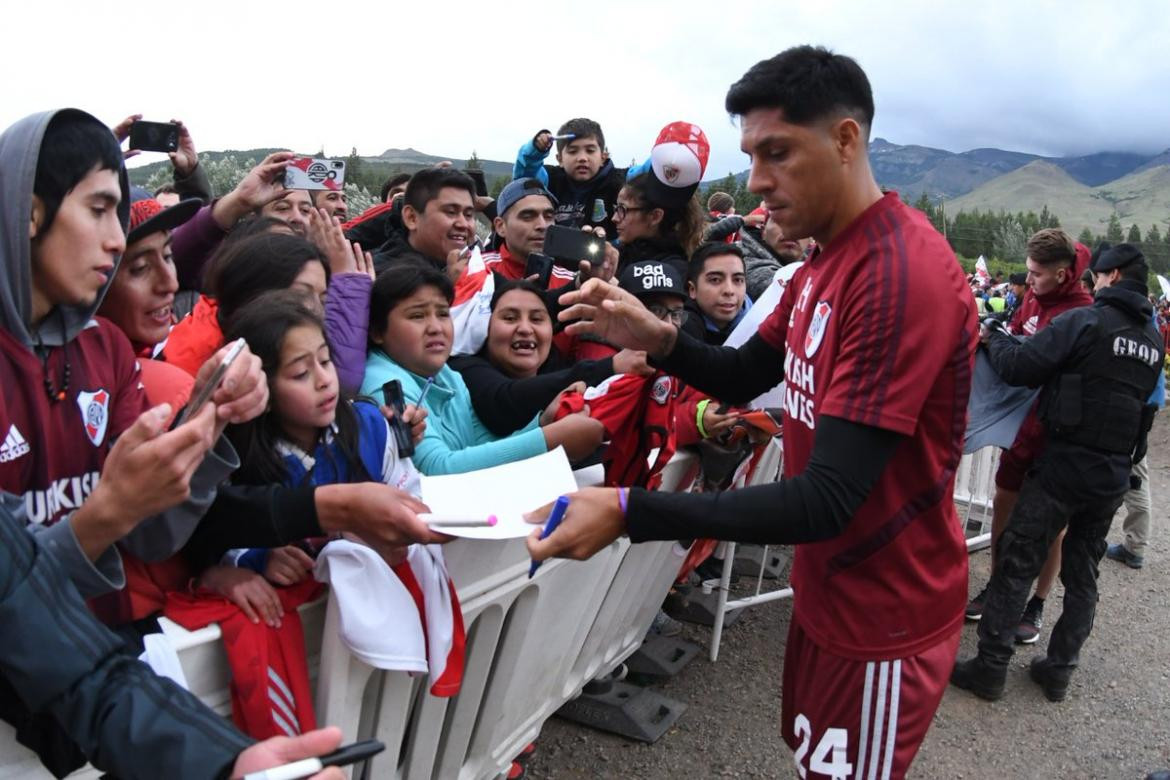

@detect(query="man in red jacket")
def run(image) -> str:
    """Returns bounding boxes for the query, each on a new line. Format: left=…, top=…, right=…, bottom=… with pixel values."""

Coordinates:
left=965, top=229, right=1093, bottom=645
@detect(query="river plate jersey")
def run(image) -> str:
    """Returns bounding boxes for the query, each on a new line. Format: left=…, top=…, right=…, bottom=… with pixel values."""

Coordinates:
left=0, top=317, right=148, bottom=527
left=757, top=192, right=979, bottom=660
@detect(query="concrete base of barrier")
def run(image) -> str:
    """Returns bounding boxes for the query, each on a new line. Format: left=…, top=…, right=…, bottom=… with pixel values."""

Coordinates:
left=625, top=636, right=700, bottom=680
left=663, top=585, right=743, bottom=628
left=732, top=545, right=789, bottom=580
left=556, top=681, right=687, bottom=743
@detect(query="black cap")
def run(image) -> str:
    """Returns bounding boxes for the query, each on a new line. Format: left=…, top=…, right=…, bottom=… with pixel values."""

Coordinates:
left=1090, top=242, right=1145, bottom=273
left=1009, top=272, right=1027, bottom=286
left=618, top=260, right=686, bottom=302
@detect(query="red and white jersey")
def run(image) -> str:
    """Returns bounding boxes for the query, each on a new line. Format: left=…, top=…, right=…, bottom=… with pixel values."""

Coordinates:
left=757, top=192, right=978, bottom=660
left=0, top=318, right=149, bottom=527
left=482, top=243, right=576, bottom=287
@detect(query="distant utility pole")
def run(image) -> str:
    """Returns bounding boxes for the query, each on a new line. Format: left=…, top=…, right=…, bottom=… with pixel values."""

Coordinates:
left=939, top=197, right=947, bottom=239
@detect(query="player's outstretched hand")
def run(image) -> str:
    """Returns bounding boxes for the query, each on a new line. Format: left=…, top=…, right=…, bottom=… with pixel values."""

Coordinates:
left=524, top=487, right=626, bottom=562
left=230, top=726, right=345, bottom=779
left=557, top=279, right=676, bottom=358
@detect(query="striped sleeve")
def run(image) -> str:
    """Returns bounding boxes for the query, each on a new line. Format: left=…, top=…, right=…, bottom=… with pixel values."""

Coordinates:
left=819, top=215, right=962, bottom=435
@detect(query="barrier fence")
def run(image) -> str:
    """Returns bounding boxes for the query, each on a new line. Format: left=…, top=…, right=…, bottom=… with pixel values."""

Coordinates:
left=1, top=444, right=1000, bottom=779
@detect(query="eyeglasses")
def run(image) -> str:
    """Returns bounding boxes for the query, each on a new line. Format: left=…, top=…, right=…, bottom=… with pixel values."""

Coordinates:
left=647, top=304, right=688, bottom=326
left=613, top=204, right=648, bottom=220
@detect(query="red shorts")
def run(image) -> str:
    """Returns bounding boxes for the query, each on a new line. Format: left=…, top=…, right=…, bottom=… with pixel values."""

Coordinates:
left=780, top=620, right=959, bottom=780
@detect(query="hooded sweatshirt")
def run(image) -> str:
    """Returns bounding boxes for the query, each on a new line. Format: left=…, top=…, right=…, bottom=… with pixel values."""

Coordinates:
left=0, top=109, right=237, bottom=599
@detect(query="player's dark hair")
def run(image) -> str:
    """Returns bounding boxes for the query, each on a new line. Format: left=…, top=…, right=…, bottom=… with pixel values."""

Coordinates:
left=556, top=118, right=606, bottom=153
left=224, top=290, right=367, bottom=487
left=403, top=168, right=476, bottom=214
left=687, top=242, right=745, bottom=285
left=33, top=111, right=124, bottom=234
left=725, top=46, right=875, bottom=136
left=208, top=232, right=330, bottom=329
left=368, top=256, right=455, bottom=345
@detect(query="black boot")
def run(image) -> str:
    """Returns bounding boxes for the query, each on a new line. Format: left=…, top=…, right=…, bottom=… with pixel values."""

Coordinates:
left=1028, top=656, right=1072, bottom=702
left=950, top=655, right=1006, bottom=701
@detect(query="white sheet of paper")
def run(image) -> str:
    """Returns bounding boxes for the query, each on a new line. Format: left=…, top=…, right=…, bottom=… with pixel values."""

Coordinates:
left=418, top=447, right=579, bottom=539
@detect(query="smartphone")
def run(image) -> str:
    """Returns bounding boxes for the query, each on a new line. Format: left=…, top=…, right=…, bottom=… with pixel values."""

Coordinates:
left=381, top=380, right=415, bottom=458
left=128, top=120, right=179, bottom=153
left=464, top=168, right=488, bottom=197
left=283, top=156, right=346, bottom=191
left=175, top=338, right=247, bottom=426
left=524, top=252, right=554, bottom=289
left=543, top=224, right=604, bottom=269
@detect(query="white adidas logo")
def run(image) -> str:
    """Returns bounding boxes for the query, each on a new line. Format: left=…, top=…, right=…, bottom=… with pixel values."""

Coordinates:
left=0, top=425, right=30, bottom=463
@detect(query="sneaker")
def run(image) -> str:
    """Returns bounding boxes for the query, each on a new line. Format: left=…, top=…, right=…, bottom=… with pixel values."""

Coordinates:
left=1105, top=543, right=1144, bottom=569
left=965, top=584, right=989, bottom=621
left=649, top=610, right=682, bottom=638
left=950, top=655, right=1006, bottom=701
left=1028, top=656, right=1071, bottom=702
left=1015, top=596, right=1044, bottom=644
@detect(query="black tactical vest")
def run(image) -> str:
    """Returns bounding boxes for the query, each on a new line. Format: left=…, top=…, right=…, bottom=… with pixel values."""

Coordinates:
left=1040, top=302, right=1163, bottom=454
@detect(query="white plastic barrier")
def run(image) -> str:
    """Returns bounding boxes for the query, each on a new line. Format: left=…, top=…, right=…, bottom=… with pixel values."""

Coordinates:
left=0, top=453, right=706, bottom=780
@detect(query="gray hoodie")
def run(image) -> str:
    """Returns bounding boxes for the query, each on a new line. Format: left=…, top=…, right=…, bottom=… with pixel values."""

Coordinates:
left=0, top=108, right=238, bottom=598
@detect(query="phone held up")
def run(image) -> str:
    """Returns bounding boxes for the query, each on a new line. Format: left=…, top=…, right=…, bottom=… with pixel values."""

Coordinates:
left=542, top=224, right=603, bottom=270
left=381, top=380, right=415, bottom=458
left=128, top=120, right=179, bottom=153
left=283, top=157, right=347, bottom=191
left=523, top=252, right=554, bottom=289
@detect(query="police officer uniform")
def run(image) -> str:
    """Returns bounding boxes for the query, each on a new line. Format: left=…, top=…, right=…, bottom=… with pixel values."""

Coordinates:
left=952, top=243, right=1164, bottom=702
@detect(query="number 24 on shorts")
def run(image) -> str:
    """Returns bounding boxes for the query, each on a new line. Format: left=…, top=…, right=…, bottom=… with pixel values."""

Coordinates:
left=792, top=714, right=852, bottom=780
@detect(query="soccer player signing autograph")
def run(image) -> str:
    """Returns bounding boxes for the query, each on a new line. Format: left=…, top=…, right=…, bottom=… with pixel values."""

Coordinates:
left=528, top=47, right=978, bottom=779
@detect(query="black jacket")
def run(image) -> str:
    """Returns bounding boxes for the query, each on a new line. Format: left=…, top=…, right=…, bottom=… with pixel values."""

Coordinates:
left=543, top=160, right=627, bottom=239
left=0, top=501, right=251, bottom=780
left=985, top=281, right=1163, bottom=499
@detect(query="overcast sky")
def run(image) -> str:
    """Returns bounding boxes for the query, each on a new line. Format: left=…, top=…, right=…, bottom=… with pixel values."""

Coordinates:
left=5, top=0, right=1167, bottom=178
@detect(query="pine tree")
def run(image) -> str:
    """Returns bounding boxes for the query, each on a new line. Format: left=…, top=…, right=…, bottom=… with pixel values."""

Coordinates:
left=1126, top=223, right=1142, bottom=243
left=467, top=151, right=481, bottom=169
left=1106, top=213, right=1124, bottom=243
left=1077, top=227, right=1094, bottom=246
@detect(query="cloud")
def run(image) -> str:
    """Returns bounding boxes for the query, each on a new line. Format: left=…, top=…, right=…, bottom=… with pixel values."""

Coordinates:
left=3, top=0, right=1166, bottom=179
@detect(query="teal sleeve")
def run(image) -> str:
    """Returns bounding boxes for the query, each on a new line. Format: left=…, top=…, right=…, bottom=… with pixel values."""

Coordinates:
left=514, top=139, right=550, bottom=185
left=411, top=424, right=547, bottom=475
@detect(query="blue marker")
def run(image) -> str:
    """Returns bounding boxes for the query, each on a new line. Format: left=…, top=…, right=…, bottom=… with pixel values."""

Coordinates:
left=528, top=495, right=570, bottom=579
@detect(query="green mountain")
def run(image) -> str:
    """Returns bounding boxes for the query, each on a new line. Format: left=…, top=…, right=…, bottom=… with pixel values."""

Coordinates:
left=946, top=160, right=1170, bottom=238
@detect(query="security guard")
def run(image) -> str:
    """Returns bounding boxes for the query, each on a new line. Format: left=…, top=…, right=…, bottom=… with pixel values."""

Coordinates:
left=952, top=243, right=1163, bottom=702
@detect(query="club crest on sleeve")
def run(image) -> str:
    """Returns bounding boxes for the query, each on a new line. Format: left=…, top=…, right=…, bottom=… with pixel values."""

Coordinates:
left=650, top=375, right=672, bottom=405
left=77, top=389, right=110, bottom=447
left=805, top=301, right=832, bottom=358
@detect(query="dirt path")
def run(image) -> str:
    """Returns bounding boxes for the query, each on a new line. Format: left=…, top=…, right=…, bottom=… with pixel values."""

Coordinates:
left=528, top=414, right=1170, bottom=779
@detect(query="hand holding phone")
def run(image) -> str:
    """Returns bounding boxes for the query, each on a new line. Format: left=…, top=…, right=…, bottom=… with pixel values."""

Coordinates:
left=176, top=338, right=247, bottom=426
left=543, top=225, right=604, bottom=269
left=128, top=120, right=180, bottom=153
left=283, top=157, right=346, bottom=191
left=524, top=252, right=554, bottom=289
left=381, top=380, right=415, bottom=458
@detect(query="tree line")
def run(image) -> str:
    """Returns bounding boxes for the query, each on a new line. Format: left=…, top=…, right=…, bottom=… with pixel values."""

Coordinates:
left=699, top=173, right=1170, bottom=275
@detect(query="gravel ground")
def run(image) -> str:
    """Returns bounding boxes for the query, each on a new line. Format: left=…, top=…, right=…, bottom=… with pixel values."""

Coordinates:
left=527, top=414, right=1170, bottom=779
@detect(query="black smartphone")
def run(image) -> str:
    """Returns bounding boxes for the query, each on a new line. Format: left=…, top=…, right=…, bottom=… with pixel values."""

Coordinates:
left=464, top=168, right=488, bottom=197
left=128, top=120, right=179, bottom=153
left=381, top=380, right=415, bottom=458
left=524, top=251, right=554, bottom=288
left=543, top=224, right=604, bottom=269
